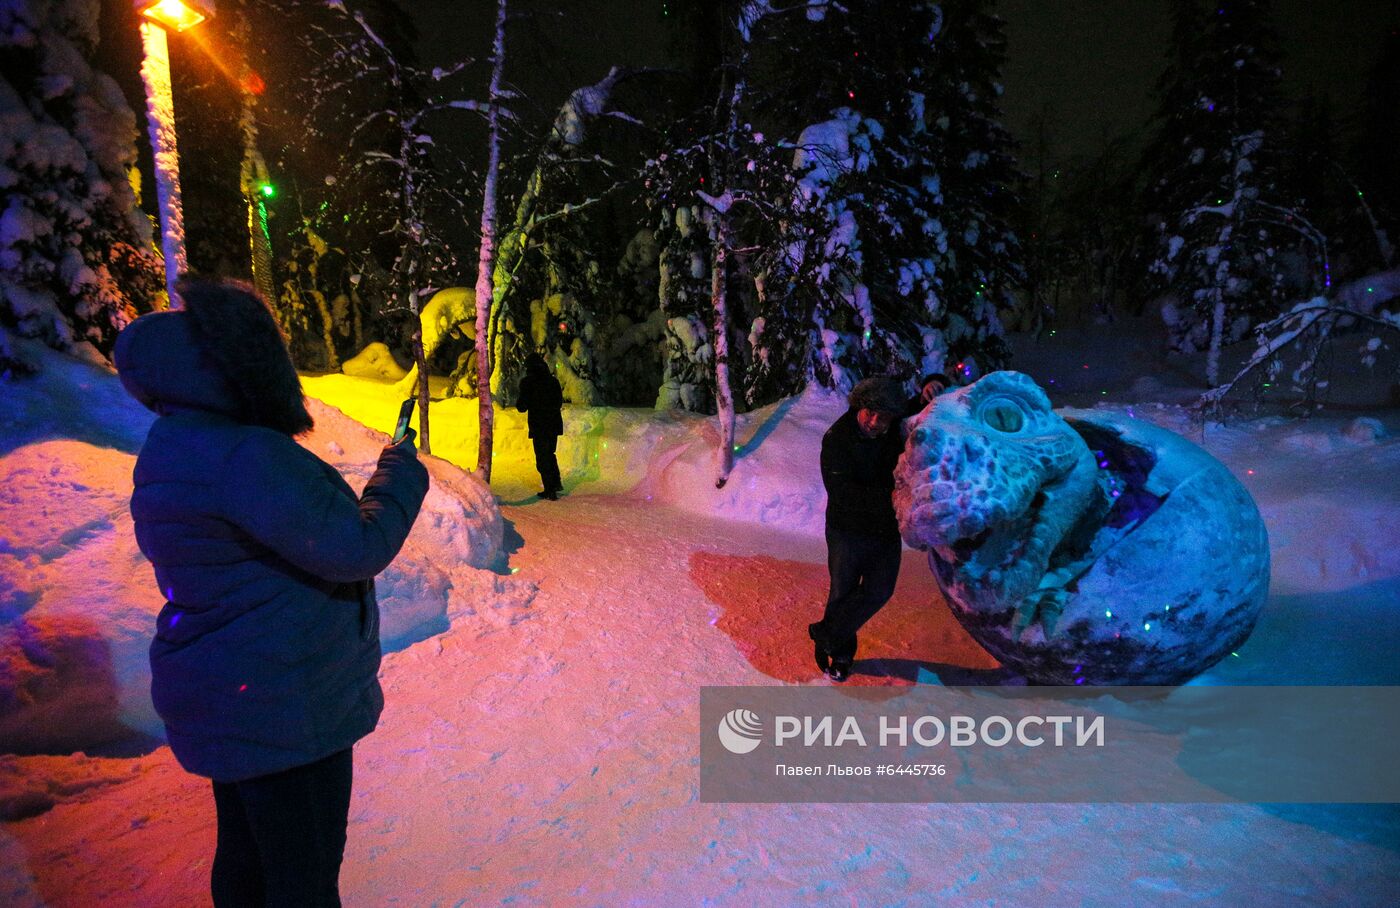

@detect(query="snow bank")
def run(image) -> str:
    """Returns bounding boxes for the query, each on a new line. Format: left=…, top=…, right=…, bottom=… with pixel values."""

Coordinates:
left=301, top=398, right=506, bottom=650
left=633, top=390, right=845, bottom=534
left=304, top=356, right=1400, bottom=614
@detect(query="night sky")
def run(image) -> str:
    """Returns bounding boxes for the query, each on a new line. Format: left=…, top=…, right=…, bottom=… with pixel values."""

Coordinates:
left=413, top=0, right=1398, bottom=165
left=998, top=0, right=1397, bottom=163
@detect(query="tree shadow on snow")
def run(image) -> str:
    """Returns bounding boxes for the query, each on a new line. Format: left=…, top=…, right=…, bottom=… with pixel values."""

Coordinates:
left=688, top=549, right=1001, bottom=686
left=733, top=395, right=799, bottom=461
left=0, top=351, right=153, bottom=459
left=1191, top=578, right=1400, bottom=852
left=1260, top=803, right=1400, bottom=854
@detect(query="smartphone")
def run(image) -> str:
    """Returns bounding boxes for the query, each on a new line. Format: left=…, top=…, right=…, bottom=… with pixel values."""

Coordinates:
left=391, top=397, right=416, bottom=444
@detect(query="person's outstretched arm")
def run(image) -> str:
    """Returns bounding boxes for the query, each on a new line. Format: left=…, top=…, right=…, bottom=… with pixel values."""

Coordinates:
left=222, top=431, right=430, bottom=583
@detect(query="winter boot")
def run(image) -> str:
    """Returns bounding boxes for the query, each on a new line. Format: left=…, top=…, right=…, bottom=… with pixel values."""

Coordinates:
left=808, top=623, right=831, bottom=675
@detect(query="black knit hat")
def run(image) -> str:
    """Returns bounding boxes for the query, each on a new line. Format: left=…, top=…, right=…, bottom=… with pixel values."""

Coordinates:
left=847, top=376, right=905, bottom=415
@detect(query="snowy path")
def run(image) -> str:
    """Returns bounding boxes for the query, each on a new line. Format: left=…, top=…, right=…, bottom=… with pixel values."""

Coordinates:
left=6, top=490, right=1398, bottom=906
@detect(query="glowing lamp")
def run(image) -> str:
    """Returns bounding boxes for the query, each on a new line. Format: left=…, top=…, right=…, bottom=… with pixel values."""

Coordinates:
left=259, top=182, right=275, bottom=198
left=135, top=0, right=214, bottom=32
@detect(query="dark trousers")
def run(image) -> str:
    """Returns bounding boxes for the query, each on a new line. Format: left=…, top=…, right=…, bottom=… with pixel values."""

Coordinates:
left=532, top=434, right=562, bottom=492
left=210, top=748, right=353, bottom=907
left=813, top=526, right=902, bottom=662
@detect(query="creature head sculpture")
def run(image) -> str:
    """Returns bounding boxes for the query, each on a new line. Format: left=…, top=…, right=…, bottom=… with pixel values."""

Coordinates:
left=895, top=371, right=1100, bottom=624
left=894, top=371, right=1270, bottom=685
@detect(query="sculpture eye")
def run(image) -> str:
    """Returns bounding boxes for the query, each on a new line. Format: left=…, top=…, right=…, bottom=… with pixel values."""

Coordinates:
left=981, top=399, right=1025, bottom=433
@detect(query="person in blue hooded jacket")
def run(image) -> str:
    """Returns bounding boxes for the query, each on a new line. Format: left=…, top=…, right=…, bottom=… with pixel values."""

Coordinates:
left=114, top=279, right=429, bottom=907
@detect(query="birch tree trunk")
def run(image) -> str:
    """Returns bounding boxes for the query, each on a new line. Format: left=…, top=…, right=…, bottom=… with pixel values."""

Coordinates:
left=400, top=106, right=424, bottom=444
left=711, top=212, right=736, bottom=487
left=412, top=328, right=431, bottom=454
left=708, top=23, right=750, bottom=488
left=474, top=0, right=508, bottom=482
left=1207, top=284, right=1226, bottom=388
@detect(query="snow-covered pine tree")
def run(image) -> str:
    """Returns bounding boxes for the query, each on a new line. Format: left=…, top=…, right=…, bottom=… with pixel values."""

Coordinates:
left=746, top=0, right=1018, bottom=397
left=916, top=0, right=1020, bottom=378
left=0, top=0, right=161, bottom=360
left=649, top=176, right=716, bottom=412
left=646, top=0, right=730, bottom=414
left=1141, top=0, right=1303, bottom=386
left=645, top=1, right=824, bottom=485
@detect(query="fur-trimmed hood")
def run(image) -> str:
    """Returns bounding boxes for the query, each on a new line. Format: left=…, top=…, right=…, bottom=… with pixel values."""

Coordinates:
left=113, top=280, right=312, bottom=435
left=113, top=310, right=242, bottom=419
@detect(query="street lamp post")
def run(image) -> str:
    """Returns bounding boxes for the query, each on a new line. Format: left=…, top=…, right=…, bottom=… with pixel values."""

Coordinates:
left=133, top=0, right=214, bottom=308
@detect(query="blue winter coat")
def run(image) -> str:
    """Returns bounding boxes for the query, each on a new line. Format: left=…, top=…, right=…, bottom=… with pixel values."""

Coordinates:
left=114, top=311, right=429, bottom=782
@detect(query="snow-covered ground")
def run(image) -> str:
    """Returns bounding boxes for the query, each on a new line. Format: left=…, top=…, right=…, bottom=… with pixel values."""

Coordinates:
left=1, top=326, right=1398, bottom=906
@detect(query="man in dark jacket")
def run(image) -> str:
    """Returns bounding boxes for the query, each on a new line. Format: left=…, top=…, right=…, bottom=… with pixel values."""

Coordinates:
left=115, top=280, right=429, bottom=906
left=809, top=376, right=908, bottom=681
left=517, top=353, right=564, bottom=499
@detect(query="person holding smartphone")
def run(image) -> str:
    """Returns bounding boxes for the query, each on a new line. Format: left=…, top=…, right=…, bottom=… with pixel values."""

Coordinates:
left=114, top=279, right=429, bottom=907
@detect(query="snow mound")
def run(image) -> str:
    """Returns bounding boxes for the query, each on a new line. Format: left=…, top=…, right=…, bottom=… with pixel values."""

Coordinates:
left=0, top=440, right=160, bottom=756
left=301, top=399, right=507, bottom=649
left=1343, top=416, right=1387, bottom=445
left=342, top=342, right=408, bottom=381
left=0, top=332, right=153, bottom=456
left=1281, top=420, right=1390, bottom=455
left=638, top=390, right=845, bottom=534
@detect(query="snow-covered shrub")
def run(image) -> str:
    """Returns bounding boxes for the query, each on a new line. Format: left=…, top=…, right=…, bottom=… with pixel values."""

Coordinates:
left=1203, top=268, right=1400, bottom=409
left=651, top=203, right=715, bottom=411
left=656, top=314, right=712, bottom=411
left=342, top=341, right=408, bottom=381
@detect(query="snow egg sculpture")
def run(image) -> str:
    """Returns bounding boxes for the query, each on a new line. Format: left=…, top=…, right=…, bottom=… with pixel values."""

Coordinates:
left=893, top=371, right=1269, bottom=685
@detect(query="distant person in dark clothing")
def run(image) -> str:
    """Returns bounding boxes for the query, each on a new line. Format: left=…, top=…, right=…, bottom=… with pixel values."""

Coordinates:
left=517, top=353, right=564, bottom=500
left=809, top=375, right=908, bottom=681
left=114, top=279, right=429, bottom=907
left=906, top=372, right=952, bottom=417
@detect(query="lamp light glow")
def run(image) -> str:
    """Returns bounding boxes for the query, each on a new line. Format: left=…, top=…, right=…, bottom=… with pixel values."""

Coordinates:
left=136, top=0, right=214, bottom=32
